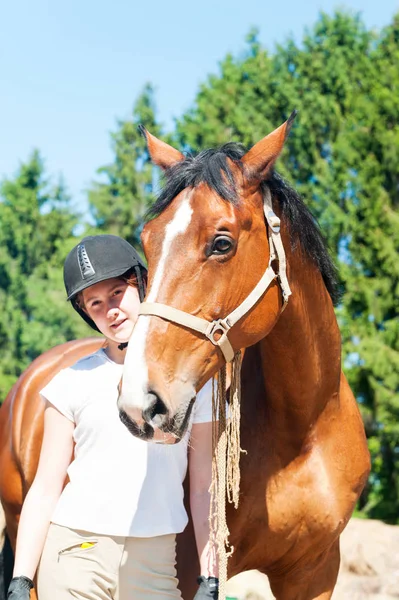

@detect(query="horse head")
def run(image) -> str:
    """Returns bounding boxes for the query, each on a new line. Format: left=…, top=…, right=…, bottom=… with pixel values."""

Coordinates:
left=118, top=114, right=296, bottom=441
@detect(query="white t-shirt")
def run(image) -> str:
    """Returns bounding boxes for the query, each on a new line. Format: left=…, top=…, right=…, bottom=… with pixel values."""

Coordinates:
left=40, top=348, right=213, bottom=538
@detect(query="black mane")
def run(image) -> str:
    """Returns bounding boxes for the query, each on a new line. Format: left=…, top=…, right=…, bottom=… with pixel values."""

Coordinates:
left=147, top=143, right=339, bottom=304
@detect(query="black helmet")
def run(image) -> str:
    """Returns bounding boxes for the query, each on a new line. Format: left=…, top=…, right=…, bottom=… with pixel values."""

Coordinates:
left=64, top=234, right=147, bottom=332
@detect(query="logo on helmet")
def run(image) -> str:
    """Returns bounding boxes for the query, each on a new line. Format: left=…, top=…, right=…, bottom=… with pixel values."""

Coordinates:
left=77, top=244, right=95, bottom=279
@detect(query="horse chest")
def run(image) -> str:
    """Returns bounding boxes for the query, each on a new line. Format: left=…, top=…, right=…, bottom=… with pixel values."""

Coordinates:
left=228, top=444, right=349, bottom=574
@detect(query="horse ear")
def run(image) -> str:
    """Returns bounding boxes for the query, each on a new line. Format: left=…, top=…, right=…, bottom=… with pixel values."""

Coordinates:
left=242, top=111, right=297, bottom=181
left=138, top=125, right=184, bottom=170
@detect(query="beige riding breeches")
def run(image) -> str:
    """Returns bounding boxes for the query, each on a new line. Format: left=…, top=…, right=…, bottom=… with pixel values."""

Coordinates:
left=37, top=523, right=182, bottom=599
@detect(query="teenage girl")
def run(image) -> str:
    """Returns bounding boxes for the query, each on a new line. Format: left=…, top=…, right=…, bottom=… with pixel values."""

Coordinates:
left=7, top=235, right=218, bottom=599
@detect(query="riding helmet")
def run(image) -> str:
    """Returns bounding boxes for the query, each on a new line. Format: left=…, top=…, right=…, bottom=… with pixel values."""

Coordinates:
left=64, top=234, right=147, bottom=332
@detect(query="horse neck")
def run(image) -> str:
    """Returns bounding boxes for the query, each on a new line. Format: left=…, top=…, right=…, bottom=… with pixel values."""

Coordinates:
left=258, top=239, right=341, bottom=452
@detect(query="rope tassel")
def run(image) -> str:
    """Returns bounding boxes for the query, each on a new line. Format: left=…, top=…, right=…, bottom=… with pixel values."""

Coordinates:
left=209, top=351, right=245, bottom=600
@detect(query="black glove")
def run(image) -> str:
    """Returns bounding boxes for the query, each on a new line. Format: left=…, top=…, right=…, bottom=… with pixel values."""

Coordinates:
left=7, top=576, right=34, bottom=600
left=194, top=576, right=219, bottom=600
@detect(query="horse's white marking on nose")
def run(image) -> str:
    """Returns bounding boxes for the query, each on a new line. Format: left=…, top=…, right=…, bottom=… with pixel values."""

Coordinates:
left=119, top=191, right=194, bottom=412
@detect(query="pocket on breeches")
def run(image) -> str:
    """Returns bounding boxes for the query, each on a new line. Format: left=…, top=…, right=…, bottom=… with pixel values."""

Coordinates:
left=38, top=524, right=118, bottom=600
left=45, top=524, right=100, bottom=565
left=57, top=539, right=99, bottom=560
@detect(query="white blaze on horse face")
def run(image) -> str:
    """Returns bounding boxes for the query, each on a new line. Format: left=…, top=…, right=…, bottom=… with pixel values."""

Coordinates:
left=118, top=192, right=194, bottom=415
left=147, top=193, right=193, bottom=302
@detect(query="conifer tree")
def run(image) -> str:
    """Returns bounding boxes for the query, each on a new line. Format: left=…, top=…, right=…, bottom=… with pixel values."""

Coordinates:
left=0, top=152, right=89, bottom=398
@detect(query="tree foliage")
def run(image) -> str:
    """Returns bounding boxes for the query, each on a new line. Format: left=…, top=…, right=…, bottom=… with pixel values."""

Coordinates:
left=0, top=152, right=91, bottom=398
left=1, top=10, right=398, bottom=521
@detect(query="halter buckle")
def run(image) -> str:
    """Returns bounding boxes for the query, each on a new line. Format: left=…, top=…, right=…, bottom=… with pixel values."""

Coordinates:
left=267, top=210, right=281, bottom=233
left=205, top=318, right=231, bottom=346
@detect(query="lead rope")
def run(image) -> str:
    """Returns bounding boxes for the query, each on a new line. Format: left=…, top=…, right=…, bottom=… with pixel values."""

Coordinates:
left=209, top=351, right=244, bottom=600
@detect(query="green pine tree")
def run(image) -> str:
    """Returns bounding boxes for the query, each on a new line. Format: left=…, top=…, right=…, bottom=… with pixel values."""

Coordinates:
left=0, top=152, right=91, bottom=399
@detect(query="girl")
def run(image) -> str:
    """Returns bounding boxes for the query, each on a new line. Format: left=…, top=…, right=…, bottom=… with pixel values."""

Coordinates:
left=7, top=235, right=218, bottom=600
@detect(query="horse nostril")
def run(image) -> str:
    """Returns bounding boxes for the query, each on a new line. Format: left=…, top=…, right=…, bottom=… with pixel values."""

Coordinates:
left=143, top=391, right=168, bottom=427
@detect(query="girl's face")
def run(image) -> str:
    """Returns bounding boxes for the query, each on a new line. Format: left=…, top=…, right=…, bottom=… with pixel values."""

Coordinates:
left=82, top=277, right=140, bottom=344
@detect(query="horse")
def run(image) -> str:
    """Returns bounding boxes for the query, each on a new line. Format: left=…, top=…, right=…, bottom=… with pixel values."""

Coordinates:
left=0, top=337, right=200, bottom=599
left=117, top=115, right=371, bottom=599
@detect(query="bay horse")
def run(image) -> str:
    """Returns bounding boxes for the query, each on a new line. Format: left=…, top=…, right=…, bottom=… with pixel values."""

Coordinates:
left=117, top=116, right=371, bottom=599
left=0, top=338, right=200, bottom=599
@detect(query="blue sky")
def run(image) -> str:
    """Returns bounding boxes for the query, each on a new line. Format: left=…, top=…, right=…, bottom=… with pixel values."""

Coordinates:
left=1, top=0, right=398, bottom=211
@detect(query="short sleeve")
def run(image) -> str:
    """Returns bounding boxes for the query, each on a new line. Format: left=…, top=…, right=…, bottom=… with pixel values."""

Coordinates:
left=192, top=379, right=214, bottom=424
left=40, top=368, right=76, bottom=423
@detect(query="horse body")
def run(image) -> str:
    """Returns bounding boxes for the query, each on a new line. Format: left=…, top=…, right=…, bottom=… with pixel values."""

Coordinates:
left=226, top=247, right=370, bottom=598
left=230, top=369, right=366, bottom=598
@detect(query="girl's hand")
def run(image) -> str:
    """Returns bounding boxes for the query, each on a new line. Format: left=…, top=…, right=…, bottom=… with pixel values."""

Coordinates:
left=7, top=576, right=34, bottom=600
left=194, top=576, right=219, bottom=599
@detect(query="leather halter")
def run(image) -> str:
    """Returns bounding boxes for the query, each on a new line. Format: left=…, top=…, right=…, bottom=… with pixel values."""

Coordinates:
left=138, top=188, right=291, bottom=362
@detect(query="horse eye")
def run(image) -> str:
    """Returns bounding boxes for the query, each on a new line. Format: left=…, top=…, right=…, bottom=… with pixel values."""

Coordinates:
left=211, top=236, right=233, bottom=255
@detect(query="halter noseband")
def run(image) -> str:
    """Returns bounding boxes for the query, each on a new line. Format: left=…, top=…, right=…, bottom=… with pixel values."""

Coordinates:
left=137, top=188, right=291, bottom=362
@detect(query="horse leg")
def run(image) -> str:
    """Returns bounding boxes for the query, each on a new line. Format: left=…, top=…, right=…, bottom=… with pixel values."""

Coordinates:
left=0, top=502, right=5, bottom=600
left=0, top=503, right=15, bottom=600
left=176, top=477, right=199, bottom=600
left=267, top=539, right=340, bottom=600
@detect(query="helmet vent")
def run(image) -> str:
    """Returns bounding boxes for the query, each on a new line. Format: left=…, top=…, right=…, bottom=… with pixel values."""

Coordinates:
left=77, top=244, right=95, bottom=279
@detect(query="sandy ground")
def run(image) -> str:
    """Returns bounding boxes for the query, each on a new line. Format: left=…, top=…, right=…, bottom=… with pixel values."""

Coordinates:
left=225, top=518, right=399, bottom=599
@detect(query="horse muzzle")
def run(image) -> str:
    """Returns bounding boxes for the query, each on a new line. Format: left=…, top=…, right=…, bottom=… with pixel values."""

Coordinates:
left=118, top=388, right=195, bottom=443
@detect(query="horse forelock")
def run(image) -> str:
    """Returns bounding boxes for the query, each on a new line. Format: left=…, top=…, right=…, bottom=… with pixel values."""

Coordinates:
left=146, top=142, right=339, bottom=304
left=146, top=143, right=247, bottom=221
